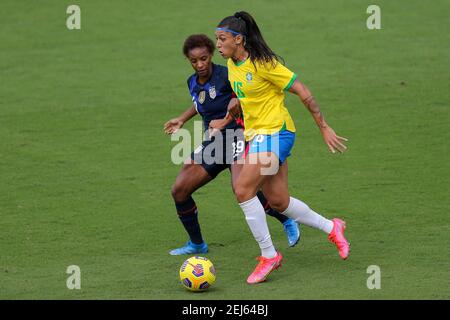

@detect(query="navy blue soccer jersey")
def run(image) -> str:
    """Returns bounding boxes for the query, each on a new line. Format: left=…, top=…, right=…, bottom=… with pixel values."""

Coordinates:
left=187, top=63, right=241, bottom=131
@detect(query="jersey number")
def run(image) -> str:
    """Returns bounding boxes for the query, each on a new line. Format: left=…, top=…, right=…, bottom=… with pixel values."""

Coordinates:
left=233, top=81, right=246, bottom=98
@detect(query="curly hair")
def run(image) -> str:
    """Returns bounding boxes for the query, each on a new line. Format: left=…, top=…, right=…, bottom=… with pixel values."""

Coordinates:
left=183, top=34, right=215, bottom=57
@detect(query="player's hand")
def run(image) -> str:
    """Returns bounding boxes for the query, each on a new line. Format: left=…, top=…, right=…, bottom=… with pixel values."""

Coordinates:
left=164, top=118, right=184, bottom=135
left=209, top=119, right=228, bottom=131
left=320, top=126, right=348, bottom=153
left=227, top=98, right=241, bottom=119
left=208, top=119, right=228, bottom=138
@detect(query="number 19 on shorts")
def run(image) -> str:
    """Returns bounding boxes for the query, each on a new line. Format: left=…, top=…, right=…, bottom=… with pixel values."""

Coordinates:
left=232, top=140, right=245, bottom=158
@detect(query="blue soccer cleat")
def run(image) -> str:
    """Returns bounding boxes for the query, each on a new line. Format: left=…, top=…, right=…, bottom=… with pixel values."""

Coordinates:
left=169, top=240, right=209, bottom=255
left=283, top=218, right=301, bottom=247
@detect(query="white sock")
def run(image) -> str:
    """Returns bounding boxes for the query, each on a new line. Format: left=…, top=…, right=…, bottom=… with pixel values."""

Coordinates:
left=239, top=196, right=277, bottom=258
left=282, top=197, right=334, bottom=234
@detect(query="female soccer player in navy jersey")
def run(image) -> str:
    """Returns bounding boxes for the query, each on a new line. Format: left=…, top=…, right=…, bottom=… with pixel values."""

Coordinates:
left=164, top=34, right=300, bottom=255
left=212, top=12, right=350, bottom=283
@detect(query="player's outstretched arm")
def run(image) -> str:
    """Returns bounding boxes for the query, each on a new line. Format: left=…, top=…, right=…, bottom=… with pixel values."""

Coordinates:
left=163, top=104, right=197, bottom=135
left=288, top=80, right=348, bottom=153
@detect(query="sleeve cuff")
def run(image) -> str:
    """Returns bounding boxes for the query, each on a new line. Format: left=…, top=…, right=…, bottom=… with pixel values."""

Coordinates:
left=283, top=73, right=298, bottom=91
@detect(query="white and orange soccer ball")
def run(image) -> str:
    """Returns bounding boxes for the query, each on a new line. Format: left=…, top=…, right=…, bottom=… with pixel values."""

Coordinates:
left=179, top=256, right=216, bottom=291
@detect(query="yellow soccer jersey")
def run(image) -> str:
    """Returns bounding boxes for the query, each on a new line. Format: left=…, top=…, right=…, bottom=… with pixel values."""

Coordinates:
left=227, top=58, right=297, bottom=140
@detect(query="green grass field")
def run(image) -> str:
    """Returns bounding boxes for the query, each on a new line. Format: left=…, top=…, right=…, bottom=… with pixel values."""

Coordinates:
left=1, top=0, right=449, bottom=299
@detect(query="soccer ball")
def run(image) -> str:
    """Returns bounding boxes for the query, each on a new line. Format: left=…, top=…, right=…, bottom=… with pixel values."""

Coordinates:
left=179, top=256, right=216, bottom=291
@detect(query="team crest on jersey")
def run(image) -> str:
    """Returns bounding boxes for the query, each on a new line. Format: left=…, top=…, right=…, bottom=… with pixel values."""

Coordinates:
left=246, top=72, right=253, bottom=82
left=209, top=86, right=216, bottom=99
left=198, top=90, right=206, bottom=104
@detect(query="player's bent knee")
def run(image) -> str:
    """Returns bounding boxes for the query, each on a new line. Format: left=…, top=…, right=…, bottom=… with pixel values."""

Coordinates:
left=170, top=183, right=192, bottom=203
left=268, top=198, right=290, bottom=213
left=234, top=185, right=256, bottom=203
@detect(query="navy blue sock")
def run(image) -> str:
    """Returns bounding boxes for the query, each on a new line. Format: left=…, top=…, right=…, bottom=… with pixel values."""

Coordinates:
left=256, top=191, right=289, bottom=224
left=175, top=197, right=204, bottom=245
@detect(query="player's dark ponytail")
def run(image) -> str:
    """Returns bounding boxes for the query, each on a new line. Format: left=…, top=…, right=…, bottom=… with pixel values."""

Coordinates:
left=217, top=11, right=283, bottom=68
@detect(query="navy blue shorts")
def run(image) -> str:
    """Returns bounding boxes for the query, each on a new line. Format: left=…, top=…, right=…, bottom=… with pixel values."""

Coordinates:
left=190, top=129, right=246, bottom=178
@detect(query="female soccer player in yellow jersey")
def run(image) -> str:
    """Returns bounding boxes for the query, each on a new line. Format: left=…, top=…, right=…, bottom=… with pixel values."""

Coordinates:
left=164, top=34, right=301, bottom=256
left=213, top=11, right=350, bottom=284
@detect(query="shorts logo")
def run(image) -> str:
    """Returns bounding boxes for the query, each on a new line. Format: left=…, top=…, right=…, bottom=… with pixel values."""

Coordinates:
left=209, top=86, right=216, bottom=99
left=198, top=91, right=206, bottom=104
left=254, top=135, right=265, bottom=144
left=246, top=72, right=253, bottom=82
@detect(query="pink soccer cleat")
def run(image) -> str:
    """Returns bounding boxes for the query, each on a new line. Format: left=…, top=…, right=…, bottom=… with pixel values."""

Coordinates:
left=247, top=251, right=283, bottom=284
left=328, top=218, right=350, bottom=260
